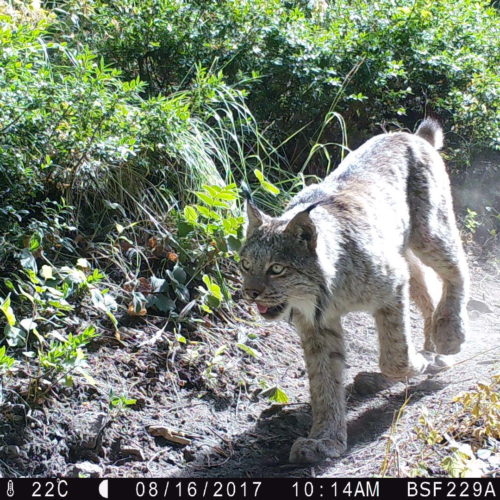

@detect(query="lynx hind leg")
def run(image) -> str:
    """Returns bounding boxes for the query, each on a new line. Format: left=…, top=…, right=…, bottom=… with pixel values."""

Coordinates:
left=407, top=140, right=469, bottom=355
left=410, top=203, right=469, bottom=355
left=412, top=240, right=469, bottom=355
left=406, top=250, right=442, bottom=352
left=289, top=319, right=347, bottom=463
left=375, top=277, right=431, bottom=379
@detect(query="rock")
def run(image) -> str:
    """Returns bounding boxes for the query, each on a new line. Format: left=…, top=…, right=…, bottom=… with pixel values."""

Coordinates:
left=414, top=378, right=445, bottom=392
left=1, top=445, right=21, bottom=458
left=467, top=298, right=493, bottom=314
left=422, top=352, right=454, bottom=374
left=183, top=447, right=196, bottom=462
left=69, top=461, right=103, bottom=478
left=73, top=412, right=109, bottom=449
left=147, top=425, right=192, bottom=445
left=121, top=446, right=145, bottom=461
left=469, top=310, right=481, bottom=321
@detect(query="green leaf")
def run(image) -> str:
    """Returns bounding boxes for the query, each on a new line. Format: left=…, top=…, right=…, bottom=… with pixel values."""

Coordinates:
left=150, top=276, right=168, bottom=293
left=177, top=221, right=194, bottom=237
left=4, top=325, right=25, bottom=347
left=76, top=258, right=90, bottom=270
left=196, top=192, right=229, bottom=208
left=90, top=288, right=105, bottom=310
left=174, top=284, right=190, bottom=302
left=148, top=294, right=175, bottom=313
left=61, top=266, right=86, bottom=285
left=0, top=296, right=16, bottom=326
left=202, top=275, right=222, bottom=300
left=20, top=318, right=38, bottom=331
left=19, top=249, right=37, bottom=272
left=253, top=168, right=264, bottom=182
left=206, top=294, right=221, bottom=308
left=227, top=235, right=242, bottom=251
left=261, top=181, right=280, bottom=195
left=254, top=169, right=280, bottom=195
left=183, top=205, right=198, bottom=224
left=29, top=234, right=41, bottom=252
left=196, top=205, right=221, bottom=220
left=202, top=185, right=237, bottom=201
left=172, top=265, right=187, bottom=284
left=236, top=343, right=260, bottom=358
left=40, top=265, right=53, bottom=280
left=262, top=386, right=289, bottom=404
left=0, top=346, right=15, bottom=371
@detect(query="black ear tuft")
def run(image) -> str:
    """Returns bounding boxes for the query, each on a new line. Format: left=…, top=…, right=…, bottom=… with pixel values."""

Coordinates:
left=240, top=181, right=253, bottom=202
left=245, top=200, right=269, bottom=237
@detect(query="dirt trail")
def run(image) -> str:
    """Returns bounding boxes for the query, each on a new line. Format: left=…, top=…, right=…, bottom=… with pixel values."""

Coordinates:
left=171, top=255, right=498, bottom=479
left=0, top=253, right=498, bottom=478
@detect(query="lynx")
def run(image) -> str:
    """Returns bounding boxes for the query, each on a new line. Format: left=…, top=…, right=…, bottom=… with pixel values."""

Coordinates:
left=238, top=119, right=469, bottom=464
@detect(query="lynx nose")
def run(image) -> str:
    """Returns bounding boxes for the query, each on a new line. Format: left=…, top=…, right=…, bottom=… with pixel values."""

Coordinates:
left=244, top=288, right=261, bottom=300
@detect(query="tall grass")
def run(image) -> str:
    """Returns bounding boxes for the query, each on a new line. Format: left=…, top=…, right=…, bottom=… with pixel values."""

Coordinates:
left=0, top=10, right=294, bottom=237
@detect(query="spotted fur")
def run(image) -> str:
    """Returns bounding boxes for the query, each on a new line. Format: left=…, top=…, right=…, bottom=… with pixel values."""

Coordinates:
left=239, top=119, right=469, bottom=464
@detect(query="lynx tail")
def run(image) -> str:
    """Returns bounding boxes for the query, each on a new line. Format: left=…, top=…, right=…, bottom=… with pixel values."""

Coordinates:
left=415, top=118, right=444, bottom=150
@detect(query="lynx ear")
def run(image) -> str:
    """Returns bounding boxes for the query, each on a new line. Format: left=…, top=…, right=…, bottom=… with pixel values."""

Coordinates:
left=245, top=200, right=268, bottom=237
left=284, top=208, right=317, bottom=252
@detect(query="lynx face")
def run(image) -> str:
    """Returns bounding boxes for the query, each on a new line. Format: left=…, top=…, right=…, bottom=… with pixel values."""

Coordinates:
left=238, top=202, right=324, bottom=321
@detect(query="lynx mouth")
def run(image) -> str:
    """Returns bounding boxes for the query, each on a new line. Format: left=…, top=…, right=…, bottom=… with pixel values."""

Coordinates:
left=256, top=302, right=286, bottom=318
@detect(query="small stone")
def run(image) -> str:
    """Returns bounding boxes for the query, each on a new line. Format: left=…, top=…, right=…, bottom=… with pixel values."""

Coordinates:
left=467, top=299, right=493, bottom=314
left=73, top=412, right=108, bottom=449
left=121, top=446, right=145, bottom=461
left=183, top=448, right=196, bottom=462
left=1, top=445, right=21, bottom=458
left=69, top=461, right=103, bottom=478
left=477, top=449, right=492, bottom=460
left=469, top=310, right=481, bottom=321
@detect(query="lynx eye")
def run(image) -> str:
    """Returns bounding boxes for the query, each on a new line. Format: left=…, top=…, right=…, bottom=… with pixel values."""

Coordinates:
left=268, top=263, right=285, bottom=275
left=240, top=259, right=251, bottom=271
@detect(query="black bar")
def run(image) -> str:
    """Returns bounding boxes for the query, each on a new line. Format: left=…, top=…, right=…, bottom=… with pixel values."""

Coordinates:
left=0, top=478, right=497, bottom=500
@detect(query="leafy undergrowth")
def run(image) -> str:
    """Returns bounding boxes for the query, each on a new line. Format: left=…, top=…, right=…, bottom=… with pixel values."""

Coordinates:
left=0, top=182, right=283, bottom=409
left=0, top=5, right=290, bottom=420
left=385, top=375, right=499, bottom=478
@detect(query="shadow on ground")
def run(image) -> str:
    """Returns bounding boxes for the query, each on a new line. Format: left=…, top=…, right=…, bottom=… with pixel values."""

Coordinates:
left=172, top=376, right=447, bottom=478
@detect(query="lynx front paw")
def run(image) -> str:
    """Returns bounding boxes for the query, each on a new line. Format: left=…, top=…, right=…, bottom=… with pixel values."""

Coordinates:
left=380, top=351, right=428, bottom=379
left=289, top=437, right=346, bottom=464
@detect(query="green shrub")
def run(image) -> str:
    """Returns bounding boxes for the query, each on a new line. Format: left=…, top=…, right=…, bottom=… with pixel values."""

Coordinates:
left=57, top=0, right=499, bottom=167
left=0, top=10, right=279, bottom=231
left=0, top=6, right=291, bottom=356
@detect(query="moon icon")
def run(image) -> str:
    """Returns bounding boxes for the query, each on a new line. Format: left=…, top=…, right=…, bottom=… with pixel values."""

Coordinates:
left=98, top=479, right=109, bottom=499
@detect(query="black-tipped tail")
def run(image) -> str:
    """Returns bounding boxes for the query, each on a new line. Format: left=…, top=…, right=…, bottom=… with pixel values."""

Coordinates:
left=416, top=118, right=444, bottom=150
